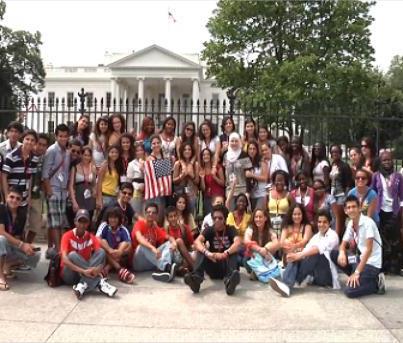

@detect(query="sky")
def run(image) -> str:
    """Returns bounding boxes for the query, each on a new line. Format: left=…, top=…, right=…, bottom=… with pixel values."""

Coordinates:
left=2, top=0, right=403, bottom=71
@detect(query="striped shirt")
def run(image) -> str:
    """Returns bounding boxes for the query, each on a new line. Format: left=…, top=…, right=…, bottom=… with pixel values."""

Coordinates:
left=2, top=147, right=38, bottom=206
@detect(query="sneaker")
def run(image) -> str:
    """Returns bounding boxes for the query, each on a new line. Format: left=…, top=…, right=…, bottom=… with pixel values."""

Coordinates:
left=298, top=275, right=314, bottom=288
left=11, top=264, right=32, bottom=273
left=152, top=271, right=170, bottom=282
left=184, top=272, right=202, bottom=293
left=168, top=263, right=177, bottom=282
left=269, top=278, right=290, bottom=297
left=249, top=271, right=258, bottom=281
left=225, top=270, right=240, bottom=295
left=377, top=272, right=386, bottom=295
left=98, top=278, right=117, bottom=297
left=73, top=281, right=88, bottom=300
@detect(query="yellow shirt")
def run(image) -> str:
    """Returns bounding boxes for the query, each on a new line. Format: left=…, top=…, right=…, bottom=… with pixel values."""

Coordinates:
left=226, top=212, right=251, bottom=237
left=102, top=168, right=119, bottom=196
left=267, top=195, right=289, bottom=216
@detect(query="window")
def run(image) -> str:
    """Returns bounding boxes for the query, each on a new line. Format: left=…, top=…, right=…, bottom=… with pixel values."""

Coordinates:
left=106, top=92, right=111, bottom=107
left=64, top=67, right=77, bottom=73
left=67, top=92, right=74, bottom=107
left=48, top=92, right=55, bottom=107
left=86, top=92, right=94, bottom=108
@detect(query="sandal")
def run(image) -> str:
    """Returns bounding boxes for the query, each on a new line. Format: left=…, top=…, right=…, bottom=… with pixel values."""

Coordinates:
left=0, top=281, right=10, bottom=291
left=4, top=271, right=16, bottom=279
left=118, top=268, right=135, bottom=284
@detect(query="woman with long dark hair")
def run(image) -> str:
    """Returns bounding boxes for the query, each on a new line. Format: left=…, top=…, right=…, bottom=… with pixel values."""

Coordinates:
left=311, top=142, right=330, bottom=187
left=199, top=148, right=225, bottom=215
left=127, top=143, right=146, bottom=216
left=160, top=116, right=177, bottom=163
left=108, top=114, right=126, bottom=146
left=243, top=117, right=258, bottom=151
left=349, top=146, right=364, bottom=180
left=289, top=135, right=310, bottom=186
left=119, top=133, right=136, bottom=176
left=219, top=116, right=235, bottom=156
left=199, top=119, right=221, bottom=173
left=360, top=136, right=378, bottom=174
left=172, top=142, right=200, bottom=213
left=245, top=140, right=268, bottom=211
left=96, top=144, right=124, bottom=209
left=176, top=122, right=199, bottom=164
left=280, top=203, right=313, bottom=261
left=89, top=116, right=109, bottom=171
left=290, top=171, right=315, bottom=224
left=71, top=114, right=90, bottom=146
left=136, top=116, right=155, bottom=155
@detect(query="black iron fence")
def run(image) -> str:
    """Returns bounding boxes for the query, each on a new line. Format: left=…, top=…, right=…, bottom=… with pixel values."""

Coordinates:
left=1, top=92, right=403, bottom=167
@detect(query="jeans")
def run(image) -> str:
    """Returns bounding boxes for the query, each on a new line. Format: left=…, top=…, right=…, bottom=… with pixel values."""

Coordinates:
left=192, top=251, right=238, bottom=281
left=282, top=254, right=333, bottom=288
left=0, top=236, right=40, bottom=268
left=61, top=249, right=105, bottom=291
left=330, top=250, right=380, bottom=298
left=132, top=241, right=173, bottom=272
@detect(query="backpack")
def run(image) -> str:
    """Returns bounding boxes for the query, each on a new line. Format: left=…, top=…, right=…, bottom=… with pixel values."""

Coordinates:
left=44, top=253, right=63, bottom=287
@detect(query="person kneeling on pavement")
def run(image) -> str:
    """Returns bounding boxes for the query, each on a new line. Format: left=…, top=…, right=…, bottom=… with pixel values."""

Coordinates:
left=60, top=209, right=118, bottom=299
left=96, top=207, right=135, bottom=284
left=269, top=209, right=340, bottom=297
left=0, top=187, right=41, bottom=290
left=184, top=205, right=241, bottom=295
left=330, top=195, right=385, bottom=298
left=131, top=203, right=178, bottom=282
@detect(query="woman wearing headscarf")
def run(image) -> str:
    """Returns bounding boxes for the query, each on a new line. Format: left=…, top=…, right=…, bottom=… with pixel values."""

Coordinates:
left=223, top=132, right=253, bottom=210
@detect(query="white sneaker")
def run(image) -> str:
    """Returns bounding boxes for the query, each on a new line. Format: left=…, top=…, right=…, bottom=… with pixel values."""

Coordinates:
left=168, top=263, right=177, bottom=282
left=98, top=278, right=118, bottom=297
left=269, top=278, right=290, bottom=297
left=73, top=281, right=88, bottom=299
left=377, top=272, right=386, bottom=295
left=298, top=275, right=314, bottom=288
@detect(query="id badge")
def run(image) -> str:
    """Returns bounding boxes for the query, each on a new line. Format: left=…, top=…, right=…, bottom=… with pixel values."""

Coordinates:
left=184, top=186, right=190, bottom=194
left=271, top=216, right=282, bottom=229
left=348, top=255, right=357, bottom=264
left=83, top=189, right=91, bottom=199
left=58, top=173, right=64, bottom=183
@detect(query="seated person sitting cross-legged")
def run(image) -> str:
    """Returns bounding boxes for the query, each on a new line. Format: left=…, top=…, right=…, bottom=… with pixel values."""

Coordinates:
left=269, top=209, right=340, bottom=297
left=131, top=203, right=178, bottom=283
left=330, top=195, right=385, bottom=298
left=96, top=207, right=135, bottom=284
left=0, top=187, right=41, bottom=290
left=184, top=204, right=241, bottom=295
left=60, top=209, right=117, bottom=299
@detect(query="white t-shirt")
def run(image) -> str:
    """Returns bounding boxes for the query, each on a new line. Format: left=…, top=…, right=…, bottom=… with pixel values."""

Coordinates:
left=313, top=160, right=330, bottom=182
left=380, top=174, right=394, bottom=212
left=343, top=215, right=382, bottom=269
left=200, top=136, right=220, bottom=154
left=267, top=154, right=289, bottom=179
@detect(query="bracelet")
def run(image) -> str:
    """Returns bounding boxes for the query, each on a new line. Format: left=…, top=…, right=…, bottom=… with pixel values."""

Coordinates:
left=203, top=249, right=209, bottom=256
left=18, top=241, right=24, bottom=249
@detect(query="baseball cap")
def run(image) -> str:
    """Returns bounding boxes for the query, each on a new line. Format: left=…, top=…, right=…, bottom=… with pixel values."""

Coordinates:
left=75, top=209, right=90, bottom=222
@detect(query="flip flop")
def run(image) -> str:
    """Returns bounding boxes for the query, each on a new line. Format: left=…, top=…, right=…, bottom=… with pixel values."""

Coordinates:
left=0, top=281, right=10, bottom=291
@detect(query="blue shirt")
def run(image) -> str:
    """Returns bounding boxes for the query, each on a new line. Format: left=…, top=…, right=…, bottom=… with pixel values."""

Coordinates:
left=42, top=142, right=70, bottom=192
left=96, top=222, right=131, bottom=249
left=348, top=187, right=379, bottom=224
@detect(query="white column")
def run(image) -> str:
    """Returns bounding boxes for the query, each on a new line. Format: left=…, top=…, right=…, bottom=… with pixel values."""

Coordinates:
left=111, top=78, right=117, bottom=102
left=164, top=78, right=172, bottom=113
left=116, top=79, right=121, bottom=107
left=192, top=78, right=200, bottom=113
left=137, top=77, right=144, bottom=110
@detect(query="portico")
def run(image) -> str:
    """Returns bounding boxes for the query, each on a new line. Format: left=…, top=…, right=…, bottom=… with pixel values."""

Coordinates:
left=108, top=45, right=202, bottom=112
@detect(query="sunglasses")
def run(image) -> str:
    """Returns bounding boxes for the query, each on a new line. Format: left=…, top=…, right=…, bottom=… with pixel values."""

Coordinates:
left=185, top=127, right=194, bottom=132
left=9, top=194, right=22, bottom=201
left=355, top=176, right=367, bottom=181
left=361, top=144, right=368, bottom=148
left=213, top=216, right=224, bottom=221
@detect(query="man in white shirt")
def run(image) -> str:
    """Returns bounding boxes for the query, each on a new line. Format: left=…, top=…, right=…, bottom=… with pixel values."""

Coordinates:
left=331, top=195, right=385, bottom=298
left=201, top=195, right=225, bottom=231
left=0, top=121, right=23, bottom=158
left=269, top=209, right=339, bottom=297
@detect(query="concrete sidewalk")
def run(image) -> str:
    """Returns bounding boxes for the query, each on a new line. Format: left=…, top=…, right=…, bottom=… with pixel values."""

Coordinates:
left=1, top=246, right=403, bottom=343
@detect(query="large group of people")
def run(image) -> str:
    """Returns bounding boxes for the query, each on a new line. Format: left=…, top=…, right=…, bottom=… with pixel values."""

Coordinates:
left=0, top=115, right=402, bottom=300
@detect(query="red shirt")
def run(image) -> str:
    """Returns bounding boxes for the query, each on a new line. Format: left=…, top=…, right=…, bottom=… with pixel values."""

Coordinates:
left=167, top=224, right=194, bottom=248
left=60, top=228, right=101, bottom=271
left=131, top=219, right=168, bottom=250
left=204, top=164, right=225, bottom=197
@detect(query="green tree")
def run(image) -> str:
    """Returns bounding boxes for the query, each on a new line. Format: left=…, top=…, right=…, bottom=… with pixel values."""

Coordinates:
left=202, top=0, right=377, bottom=145
left=0, top=0, right=45, bottom=128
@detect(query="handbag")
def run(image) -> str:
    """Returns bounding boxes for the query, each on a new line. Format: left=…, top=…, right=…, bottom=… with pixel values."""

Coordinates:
left=246, top=252, right=280, bottom=283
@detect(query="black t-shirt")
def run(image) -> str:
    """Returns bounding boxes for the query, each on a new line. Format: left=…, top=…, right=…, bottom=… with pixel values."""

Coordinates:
left=0, top=204, right=27, bottom=237
left=96, top=200, right=135, bottom=231
left=202, top=225, right=236, bottom=253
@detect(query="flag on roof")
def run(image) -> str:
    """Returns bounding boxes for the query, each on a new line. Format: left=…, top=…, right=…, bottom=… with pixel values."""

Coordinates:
left=168, top=10, right=177, bottom=23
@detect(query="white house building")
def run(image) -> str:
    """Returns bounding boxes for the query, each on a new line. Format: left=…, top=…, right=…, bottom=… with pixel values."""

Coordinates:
left=30, top=44, right=240, bottom=133
left=39, top=44, right=229, bottom=111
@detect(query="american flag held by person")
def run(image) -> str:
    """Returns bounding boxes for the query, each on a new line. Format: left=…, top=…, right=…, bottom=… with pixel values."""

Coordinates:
left=144, top=158, right=173, bottom=199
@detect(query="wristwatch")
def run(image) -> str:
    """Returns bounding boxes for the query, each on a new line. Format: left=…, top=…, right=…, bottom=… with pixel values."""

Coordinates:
left=354, top=270, right=360, bottom=275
